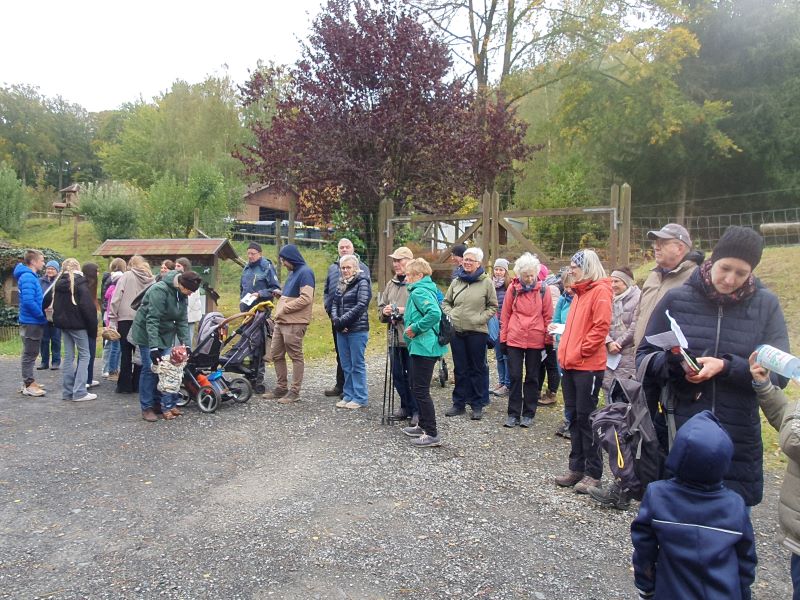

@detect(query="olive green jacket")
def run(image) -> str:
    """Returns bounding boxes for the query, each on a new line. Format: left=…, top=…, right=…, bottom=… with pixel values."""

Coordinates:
left=443, top=272, right=497, bottom=334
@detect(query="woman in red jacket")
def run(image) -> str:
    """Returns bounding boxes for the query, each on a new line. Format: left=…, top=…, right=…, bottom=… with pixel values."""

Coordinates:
left=554, top=249, right=612, bottom=494
left=499, top=253, right=553, bottom=428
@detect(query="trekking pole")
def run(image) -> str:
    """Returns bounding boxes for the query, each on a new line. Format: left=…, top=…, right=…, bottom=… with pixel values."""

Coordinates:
left=381, top=313, right=400, bottom=425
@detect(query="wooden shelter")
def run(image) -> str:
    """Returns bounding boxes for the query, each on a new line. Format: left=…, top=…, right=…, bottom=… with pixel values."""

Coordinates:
left=53, top=183, right=80, bottom=211
left=237, top=184, right=298, bottom=222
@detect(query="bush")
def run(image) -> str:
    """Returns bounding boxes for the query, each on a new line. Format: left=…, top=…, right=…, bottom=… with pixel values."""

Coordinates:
left=0, top=162, right=28, bottom=237
left=79, top=181, right=143, bottom=241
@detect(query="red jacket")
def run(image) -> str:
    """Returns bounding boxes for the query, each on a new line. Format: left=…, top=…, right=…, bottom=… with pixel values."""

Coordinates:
left=557, top=277, right=612, bottom=371
left=500, top=278, right=553, bottom=349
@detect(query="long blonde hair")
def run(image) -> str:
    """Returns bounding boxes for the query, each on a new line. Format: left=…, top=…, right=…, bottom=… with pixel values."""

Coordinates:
left=60, top=258, right=81, bottom=305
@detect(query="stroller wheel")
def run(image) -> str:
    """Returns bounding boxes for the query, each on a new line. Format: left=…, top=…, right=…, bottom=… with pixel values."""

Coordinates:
left=439, top=358, right=448, bottom=387
left=196, top=385, right=220, bottom=413
left=176, top=386, right=191, bottom=407
left=228, top=377, right=252, bottom=403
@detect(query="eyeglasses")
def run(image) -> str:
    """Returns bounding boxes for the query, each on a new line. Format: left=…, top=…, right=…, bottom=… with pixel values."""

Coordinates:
left=462, top=258, right=478, bottom=264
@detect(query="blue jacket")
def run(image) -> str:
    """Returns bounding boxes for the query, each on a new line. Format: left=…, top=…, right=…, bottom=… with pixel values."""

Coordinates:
left=637, top=268, right=789, bottom=506
left=631, top=411, right=756, bottom=599
left=240, top=256, right=280, bottom=311
left=331, top=274, right=371, bottom=334
left=324, top=257, right=370, bottom=315
left=14, top=263, right=47, bottom=325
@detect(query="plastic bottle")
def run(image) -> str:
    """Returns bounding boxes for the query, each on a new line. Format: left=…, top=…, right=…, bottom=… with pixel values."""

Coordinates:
left=755, top=345, right=800, bottom=383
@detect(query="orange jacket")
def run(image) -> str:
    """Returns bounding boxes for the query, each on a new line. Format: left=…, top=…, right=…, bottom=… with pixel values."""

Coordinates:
left=557, top=277, right=612, bottom=371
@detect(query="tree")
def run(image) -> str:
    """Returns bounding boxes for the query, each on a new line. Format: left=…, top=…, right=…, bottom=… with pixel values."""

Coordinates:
left=0, top=161, right=28, bottom=237
left=78, top=181, right=143, bottom=241
left=238, top=0, right=530, bottom=264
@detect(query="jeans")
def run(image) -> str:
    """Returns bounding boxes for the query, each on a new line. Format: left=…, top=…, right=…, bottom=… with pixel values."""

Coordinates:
left=20, top=324, right=45, bottom=386
left=392, top=345, right=417, bottom=415
left=494, top=343, right=510, bottom=387
left=138, top=345, right=178, bottom=412
left=506, top=346, right=542, bottom=419
left=336, top=331, right=369, bottom=406
left=792, top=553, right=800, bottom=600
left=450, top=331, right=490, bottom=409
left=103, top=340, right=121, bottom=374
left=538, top=344, right=560, bottom=394
left=562, top=369, right=604, bottom=479
left=411, top=354, right=438, bottom=437
left=61, top=329, right=91, bottom=400
left=39, top=323, right=61, bottom=368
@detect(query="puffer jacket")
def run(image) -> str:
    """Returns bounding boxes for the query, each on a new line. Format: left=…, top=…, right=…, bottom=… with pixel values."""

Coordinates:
left=129, top=270, right=190, bottom=349
left=500, top=279, right=552, bottom=349
left=637, top=268, right=790, bottom=506
left=557, top=277, right=612, bottom=371
left=443, top=269, right=498, bottom=334
left=378, top=275, right=409, bottom=347
left=331, top=274, right=371, bottom=334
left=631, top=410, right=756, bottom=600
left=404, top=276, right=447, bottom=358
left=108, top=266, right=155, bottom=326
left=51, top=272, right=97, bottom=331
left=13, top=263, right=47, bottom=325
left=756, top=383, right=800, bottom=557
left=602, top=285, right=641, bottom=390
left=324, top=256, right=370, bottom=315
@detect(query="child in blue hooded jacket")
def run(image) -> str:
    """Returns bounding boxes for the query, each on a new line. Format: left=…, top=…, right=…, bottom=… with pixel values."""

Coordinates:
left=631, top=410, right=756, bottom=599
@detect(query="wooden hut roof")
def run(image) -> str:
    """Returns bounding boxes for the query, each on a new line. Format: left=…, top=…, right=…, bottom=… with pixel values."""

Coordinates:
left=93, top=239, right=239, bottom=261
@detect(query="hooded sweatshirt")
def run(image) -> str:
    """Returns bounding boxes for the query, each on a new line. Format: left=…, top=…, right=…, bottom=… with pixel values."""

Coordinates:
left=274, top=244, right=315, bottom=325
left=631, top=410, right=756, bottom=600
left=107, top=266, right=155, bottom=326
left=14, top=262, right=47, bottom=326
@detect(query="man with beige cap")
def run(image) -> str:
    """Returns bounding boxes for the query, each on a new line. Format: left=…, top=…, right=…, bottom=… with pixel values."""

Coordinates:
left=378, top=246, right=419, bottom=425
left=323, top=238, right=371, bottom=397
left=633, top=223, right=699, bottom=348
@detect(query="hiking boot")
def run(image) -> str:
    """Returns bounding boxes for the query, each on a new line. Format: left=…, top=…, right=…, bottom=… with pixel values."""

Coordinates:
left=108, top=372, right=119, bottom=381
left=324, top=387, right=343, bottom=397
left=538, top=391, right=557, bottom=406
left=574, top=476, right=601, bottom=495
left=555, top=470, right=584, bottom=487
left=22, top=382, right=46, bottom=397
left=555, top=421, right=571, bottom=439
left=589, top=483, right=631, bottom=509
left=141, top=409, right=158, bottom=422
left=503, top=416, right=519, bottom=428
left=470, top=407, right=483, bottom=420
left=409, top=413, right=420, bottom=427
left=519, top=416, right=534, bottom=428
left=402, top=425, right=425, bottom=438
left=262, top=388, right=288, bottom=400
left=276, top=391, right=300, bottom=404
left=445, top=405, right=466, bottom=417
left=411, top=434, right=441, bottom=448
left=493, top=385, right=509, bottom=397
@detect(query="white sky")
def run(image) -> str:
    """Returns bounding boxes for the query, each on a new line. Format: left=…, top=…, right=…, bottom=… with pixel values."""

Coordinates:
left=1, top=0, right=325, bottom=112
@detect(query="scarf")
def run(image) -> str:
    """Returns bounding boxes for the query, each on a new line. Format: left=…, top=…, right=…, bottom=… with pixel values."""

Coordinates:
left=493, top=276, right=506, bottom=289
left=698, top=259, right=756, bottom=305
left=337, top=273, right=357, bottom=295
left=611, top=285, right=635, bottom=334
left=455, top=266, right=484, bottom=283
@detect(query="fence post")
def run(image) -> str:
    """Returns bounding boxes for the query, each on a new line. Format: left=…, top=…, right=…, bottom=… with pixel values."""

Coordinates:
left=378, top=198, right=393, bottom=289
left=481, top=190, right=491, bottom=263
left=288, top=195, right=296, bottom=246
left=72, top=212, right=79, bottom=249
left=275, top=218, right=283, bottom=281
left=608, top=184, right=619, bottom=267
left=619, top=183, right=632, bottom=265
left=490, top=191, right=500, bottom=264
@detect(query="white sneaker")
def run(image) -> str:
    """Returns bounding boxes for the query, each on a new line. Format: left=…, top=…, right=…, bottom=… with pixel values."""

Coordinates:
left=344, top=401, right=366, bottom=409
left=335, top=399, right=349, bottom=408
left=87, top=380, right=100, bottom=388
left=102, top=372, right=110, bottom=379
left=73, top=393, right=97, bottom=402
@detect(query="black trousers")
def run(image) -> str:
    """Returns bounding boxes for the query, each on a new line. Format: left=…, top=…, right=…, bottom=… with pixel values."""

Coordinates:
left=538, top=343, right=561, bottom=394
left=331, top=322, right=345, bottom=390
left=562, top=369, right=604, bottom=479
left=506, top=346, right=543, bottom=419
left=411, top=355, right=438, bottom=437
left=450, top=331, right=490, bottom=409
left=116, top=320, right=140, bottom=394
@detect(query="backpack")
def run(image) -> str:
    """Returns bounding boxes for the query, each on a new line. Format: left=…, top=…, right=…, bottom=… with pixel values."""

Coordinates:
left=589, top=352, right=665, bottom=500
left=407, top=291, right=453, bottom=346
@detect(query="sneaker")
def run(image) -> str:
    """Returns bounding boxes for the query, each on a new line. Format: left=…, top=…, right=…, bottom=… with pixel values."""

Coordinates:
left=87, top=380, right=100, bottom=389
left=493, top=385, right=509, bottom=397
left=324, top=387, right=343, bottom=397
left=102, top=372, right=110, bottom=379
left=574, top=476, right=601, bottom=495
left=445, top=405, right=466, bottom=417
left=409, top=413, right=420, bottom=427
left=36, top=364, right=49, bottom=370
left=554, top=470, right=584, bottom=487
left=393, top=408, right=409, bottom=419
left=402, top=425, right=424, bottom=437
left=335, top=399, right=349, bottom=408
left=262, top=388, right=288, bottom=400
left=50, top=363, right=61, bottom=370
left=589, top=483, right=631, bottom=509
left=22, top=382, right=46, bottom=397
left=503, top=416, right=519, bottom=428
left=538, top=391, right=557, bottom=406
left=411, top=434, right=441, bottom=448
left=343, top=401, right=365, bottom=409
left=276, top=391, right=300, bottom=404
left=520, top=416, right=534, bottom=428
left=73, top=393, right=97, bottom=402
left=470, top=407, right=483, bottom=420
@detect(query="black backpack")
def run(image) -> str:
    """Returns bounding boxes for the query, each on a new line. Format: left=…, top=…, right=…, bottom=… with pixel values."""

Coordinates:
left=589, top=353, right=665, bottom=500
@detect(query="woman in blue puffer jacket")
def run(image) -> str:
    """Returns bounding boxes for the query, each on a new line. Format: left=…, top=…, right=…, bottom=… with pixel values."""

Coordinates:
left=332, top=254, right=372, bottom=409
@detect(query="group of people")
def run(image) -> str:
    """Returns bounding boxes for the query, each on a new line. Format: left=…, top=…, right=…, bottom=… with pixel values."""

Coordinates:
left=15, top=223, right=798, bottom=597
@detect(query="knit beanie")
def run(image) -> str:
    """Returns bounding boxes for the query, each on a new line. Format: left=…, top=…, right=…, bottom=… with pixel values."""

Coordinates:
left=710, top=226, right=763, bottom=269
left=178, top=271, right=203, bottom=292
left=46, top=260, right=60, bottom=271
left=452, top=244, right=467, bottom=258
left=493, top=258, right=509, bottom=271
left=247, top=242, right=262, bottom=253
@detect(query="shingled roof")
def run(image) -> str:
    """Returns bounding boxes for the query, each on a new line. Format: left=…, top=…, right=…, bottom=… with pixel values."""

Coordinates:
left=93, top=239, right=239, bottom=261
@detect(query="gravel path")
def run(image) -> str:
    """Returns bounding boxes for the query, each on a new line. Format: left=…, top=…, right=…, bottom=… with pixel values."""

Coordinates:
left=0, top=353, right=793, bottom=599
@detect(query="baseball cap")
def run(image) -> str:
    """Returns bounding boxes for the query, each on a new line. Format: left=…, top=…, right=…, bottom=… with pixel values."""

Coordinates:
left=647, top=223, right=692, bottom=248
left=389, top=246, right=413, bottom=260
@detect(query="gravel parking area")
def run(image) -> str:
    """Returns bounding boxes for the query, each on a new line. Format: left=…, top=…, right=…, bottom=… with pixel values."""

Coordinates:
left=0, top=354, right=793, bottom=599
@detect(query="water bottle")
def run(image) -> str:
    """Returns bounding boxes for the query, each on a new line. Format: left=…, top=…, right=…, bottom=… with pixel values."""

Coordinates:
left=755, top=345, right=800, bottom=383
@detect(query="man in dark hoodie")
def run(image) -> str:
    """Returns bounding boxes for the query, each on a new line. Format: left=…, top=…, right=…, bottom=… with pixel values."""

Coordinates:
left=631, top=410, right=756, bottom=599
left=263, top=244, right=315, bottom=403
left=14, top=249, right=47, bottom=396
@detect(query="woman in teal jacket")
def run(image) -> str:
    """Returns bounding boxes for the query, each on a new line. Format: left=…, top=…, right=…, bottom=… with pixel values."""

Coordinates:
left=402, top=258, right=447, bottom=448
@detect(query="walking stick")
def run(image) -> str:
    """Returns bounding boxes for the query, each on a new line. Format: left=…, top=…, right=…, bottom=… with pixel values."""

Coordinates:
left=381, top=316, right=400, bottom=425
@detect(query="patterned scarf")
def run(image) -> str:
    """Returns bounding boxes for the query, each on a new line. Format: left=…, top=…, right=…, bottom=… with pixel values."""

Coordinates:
left=698, top=259, right=756, bottom=305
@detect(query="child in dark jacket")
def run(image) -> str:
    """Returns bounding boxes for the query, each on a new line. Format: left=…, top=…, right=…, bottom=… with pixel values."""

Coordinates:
left=631, top=410, right=756, bottom=599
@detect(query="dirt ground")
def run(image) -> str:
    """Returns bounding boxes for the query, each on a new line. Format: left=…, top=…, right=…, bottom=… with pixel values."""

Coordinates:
left=0, top=354, right=793, bottom=599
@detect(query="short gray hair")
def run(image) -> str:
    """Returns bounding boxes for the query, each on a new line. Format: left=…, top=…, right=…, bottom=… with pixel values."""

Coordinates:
left=339, top=254, right=361, bottom=271
left=513, top=252, right=540, bottom=276
left=463, top=247, right=484, bottom=263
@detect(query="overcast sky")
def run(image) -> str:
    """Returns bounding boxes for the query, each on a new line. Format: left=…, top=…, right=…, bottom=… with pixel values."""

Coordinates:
left=1, top=0, right=325, bottom=112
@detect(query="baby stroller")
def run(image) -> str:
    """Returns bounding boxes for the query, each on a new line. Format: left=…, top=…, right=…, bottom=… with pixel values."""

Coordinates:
left=176, top=301, right=272, bottom=413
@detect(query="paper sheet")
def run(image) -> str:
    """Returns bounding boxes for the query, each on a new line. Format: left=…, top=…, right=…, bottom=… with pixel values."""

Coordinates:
left=606, top=352, right=622, bottom=370
left=644, top=309, right=689, bottom=350
left=548, top=323, right=565, bottom=335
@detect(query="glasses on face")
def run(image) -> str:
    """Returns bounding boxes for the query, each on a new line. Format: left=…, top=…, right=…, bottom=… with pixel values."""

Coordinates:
left=341, top=266, right=354, bottom=271
left=653, top=239, right=679, bottom=248
left=462, top=258, right=478, bottom=264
